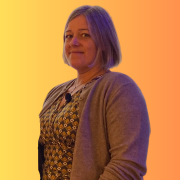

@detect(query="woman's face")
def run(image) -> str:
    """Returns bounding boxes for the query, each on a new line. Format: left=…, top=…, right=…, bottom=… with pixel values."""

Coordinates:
left=64, top=15, right=97, bottom=73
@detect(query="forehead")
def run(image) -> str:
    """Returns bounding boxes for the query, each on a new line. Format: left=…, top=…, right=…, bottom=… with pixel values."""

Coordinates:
left=66, top=15, right=89, bottom=31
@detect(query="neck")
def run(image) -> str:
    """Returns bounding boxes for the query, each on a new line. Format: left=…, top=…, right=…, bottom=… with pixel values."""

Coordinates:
left=75, top=65, right=108, bottom=86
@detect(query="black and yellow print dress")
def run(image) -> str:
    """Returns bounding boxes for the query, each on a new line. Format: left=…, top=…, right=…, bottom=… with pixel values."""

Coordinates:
left=38, top=72, right=110, bottom=180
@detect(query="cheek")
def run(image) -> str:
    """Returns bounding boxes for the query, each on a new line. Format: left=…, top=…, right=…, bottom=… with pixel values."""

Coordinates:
left=89, top=44, right=97, bottom=57
left=86, top=41, right=96, bottom=53
left=64, top=43, right=69, bottom=55
left=91, top=41, right=97, bottom=53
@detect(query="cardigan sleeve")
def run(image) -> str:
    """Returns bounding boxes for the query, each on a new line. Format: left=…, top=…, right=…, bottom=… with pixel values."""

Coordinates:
left=38, top=85, right=61, bottom=179
left=38, top=139, right=45, bottom=180
left=99, top=82, right=151, bottom=180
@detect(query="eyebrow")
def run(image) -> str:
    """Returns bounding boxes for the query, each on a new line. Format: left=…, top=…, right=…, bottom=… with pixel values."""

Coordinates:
left=65, top=29, right=89, bottom=32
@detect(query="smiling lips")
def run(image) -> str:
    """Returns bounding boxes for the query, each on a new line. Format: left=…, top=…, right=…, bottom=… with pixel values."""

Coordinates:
left=70, top=52, right=83, bottom=53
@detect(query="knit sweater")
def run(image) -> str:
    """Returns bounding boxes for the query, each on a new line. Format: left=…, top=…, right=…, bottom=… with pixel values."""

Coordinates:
left=38, top=71, right=150, bottom=180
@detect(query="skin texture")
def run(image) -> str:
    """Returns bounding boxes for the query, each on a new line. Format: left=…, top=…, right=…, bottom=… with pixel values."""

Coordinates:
left=64, top=15, right=108, bottom=87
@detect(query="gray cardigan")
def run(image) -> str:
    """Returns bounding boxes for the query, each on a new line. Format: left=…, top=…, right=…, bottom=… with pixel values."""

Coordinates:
left=39, top=71, right=150, bottom=180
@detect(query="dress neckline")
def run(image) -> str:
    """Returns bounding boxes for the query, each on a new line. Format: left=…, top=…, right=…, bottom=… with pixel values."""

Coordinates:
left=66, top=69, right=111, bottom=90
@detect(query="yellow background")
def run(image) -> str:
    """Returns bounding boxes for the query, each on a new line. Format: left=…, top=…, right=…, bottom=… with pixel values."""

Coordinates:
left=1, top=0, right=180, bottom=179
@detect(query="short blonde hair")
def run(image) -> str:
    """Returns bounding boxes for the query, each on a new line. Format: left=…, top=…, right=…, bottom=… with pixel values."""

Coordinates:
left=62, top=5, right=122, bottom=70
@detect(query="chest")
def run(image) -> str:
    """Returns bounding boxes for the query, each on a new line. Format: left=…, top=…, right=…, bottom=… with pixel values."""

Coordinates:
left=58, top=85, right=84, bottom=110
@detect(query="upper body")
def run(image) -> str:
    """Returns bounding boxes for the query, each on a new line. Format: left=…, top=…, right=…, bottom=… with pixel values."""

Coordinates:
left=38, top=71, right=150, bottom=180
left=38, top=5, right=150, bottom=180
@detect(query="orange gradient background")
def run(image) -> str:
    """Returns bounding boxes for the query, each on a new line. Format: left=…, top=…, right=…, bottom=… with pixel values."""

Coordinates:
left=0, top=1, right=180, bottom=179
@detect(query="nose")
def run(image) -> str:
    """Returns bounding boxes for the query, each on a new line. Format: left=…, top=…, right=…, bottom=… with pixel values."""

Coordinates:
left=70, top=36, right=79, bottom=46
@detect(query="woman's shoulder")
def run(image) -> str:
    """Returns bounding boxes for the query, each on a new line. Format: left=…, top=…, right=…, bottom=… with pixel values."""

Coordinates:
left=102, top=71, right=147, bottom=110
left=44, top=79, right=75, bottom=103
left=103, top=71, right=137, bottom=88
left=99, top=71, right=145, bottom=99
left=51, top=79, right=75, bottom=91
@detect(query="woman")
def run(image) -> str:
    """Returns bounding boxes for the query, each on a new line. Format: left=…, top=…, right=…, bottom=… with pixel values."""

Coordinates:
left=38, top=5, right=150, bottom=180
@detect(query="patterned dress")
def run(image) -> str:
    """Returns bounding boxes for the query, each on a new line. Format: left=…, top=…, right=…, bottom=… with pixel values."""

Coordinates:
left=39, top=72, right=109, bottom=180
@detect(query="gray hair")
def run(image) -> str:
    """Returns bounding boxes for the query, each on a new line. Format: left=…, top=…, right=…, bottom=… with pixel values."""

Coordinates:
left=62, top=5, right=122, bottom=70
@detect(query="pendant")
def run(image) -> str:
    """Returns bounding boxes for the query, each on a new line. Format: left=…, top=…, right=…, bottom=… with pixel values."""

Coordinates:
left=65, top=93, right=72, bottom=103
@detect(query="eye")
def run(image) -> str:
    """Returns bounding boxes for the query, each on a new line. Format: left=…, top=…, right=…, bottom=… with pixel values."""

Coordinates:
left=65, top=35, right=72, bottom=39
left=82, top=33, right=90, bottom=37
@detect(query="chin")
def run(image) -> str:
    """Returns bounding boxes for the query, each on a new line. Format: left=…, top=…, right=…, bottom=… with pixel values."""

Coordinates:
left=68, top=62, right=83, bottom=70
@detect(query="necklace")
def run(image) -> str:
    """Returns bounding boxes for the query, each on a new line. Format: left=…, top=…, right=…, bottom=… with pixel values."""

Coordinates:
left=64, top=69, right=111, bottom=103
left=65, top=79, right=82, bottom=103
